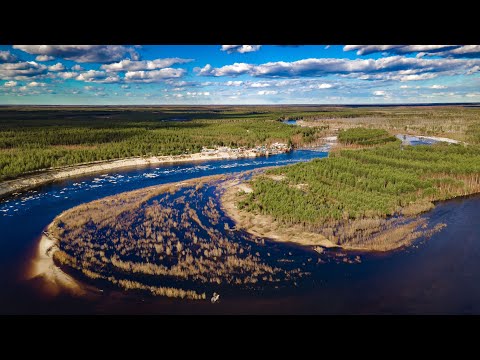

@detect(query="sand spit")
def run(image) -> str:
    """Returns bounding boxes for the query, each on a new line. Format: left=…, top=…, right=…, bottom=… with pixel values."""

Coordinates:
left=0, top=145, right=289, bottom=199
left=415, top=135, right=461, bottom=144
left=27, top=227, right=86, bottom=296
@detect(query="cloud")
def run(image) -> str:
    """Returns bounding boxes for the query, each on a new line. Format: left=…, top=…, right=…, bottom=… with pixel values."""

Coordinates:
left=443, top=45, right=480, bottom=58
left=197, top=56, right=480, bottom=82
left=48, top=62, right=65, bottom=71
left=197, top=63, right=253, bottom=76
left=225, top=80, right=243, bottom=86
left=221, top=45, right=262, bottom=54
left=13, top=45, right=139, bottom=63
left=249, top=82, right=270, bottom=88
left=344, top=45, right=452, bottom=56
left=35, top=55, right=55, bottom=62
left=257, top=90, right=278, bottom=95
left=101, top=58, right=193, bottom=72
left=124, top=68, right=186, bottom=82
left=352, top=72, right=439, bottom=82
left=57, top=72, right=78, bottom=79
left=27, top=81, right=46, bottom=87
left=84, top=86, right=95, bottom=91
left=186, top=91, right=210, bottom=96
left=344, top=45, right=480, bottom=58
left=121, top=85, right=130, bottom=89
left=430, top=84, right=447, bottom=89
left=4, top=81, right=17, bottom=87
left=71, top=64, right=83, bottom=71
left=314, top=83, right=333, bottom=89
left=465, top=93, right=480, bottom=97
left=0, top=61, right=48, bottom=80
left=76, top=70, right=120, bottom=83
left=0, top=51, right=18, bottom=63
left=373, top=90, right=387, bottom=96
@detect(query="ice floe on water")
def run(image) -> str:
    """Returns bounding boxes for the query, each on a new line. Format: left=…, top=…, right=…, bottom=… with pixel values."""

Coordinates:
left=0, top=148, right=329, bottom=217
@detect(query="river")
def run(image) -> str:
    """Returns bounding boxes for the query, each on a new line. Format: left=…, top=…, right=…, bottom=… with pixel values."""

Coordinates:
left=1, top=138, right=479, bottom=314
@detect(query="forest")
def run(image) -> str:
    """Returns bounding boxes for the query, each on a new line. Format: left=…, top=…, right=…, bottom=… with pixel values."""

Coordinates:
left=1, top=105, right=479, bottom=181
left=237, top=139, right=480, bottom=248
left=338, top=127, right=398, bottom=145
left=0, top=106, right=320, bottom=181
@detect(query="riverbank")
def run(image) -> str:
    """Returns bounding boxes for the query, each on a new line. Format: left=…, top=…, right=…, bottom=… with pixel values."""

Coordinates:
left=43, top=173, right=309, bottom=300
left=27, top=222, right=86, bottom=297
left=0, top=144, right=290, bottom=199
left=220, top=178, right=338, bottom=248
left=219, top=178, right=447, bottom=252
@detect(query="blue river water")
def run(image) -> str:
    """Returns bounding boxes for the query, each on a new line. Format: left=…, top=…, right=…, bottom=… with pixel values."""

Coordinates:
left=0, top=149, right=328, bottom=302
left=1, top=137, right=480, bottom=314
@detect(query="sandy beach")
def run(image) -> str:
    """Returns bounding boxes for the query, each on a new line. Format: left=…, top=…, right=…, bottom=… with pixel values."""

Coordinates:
left=415, top=135, right=461, bottom=144
left=0, top=147, right=280, bottom=199
left=27, top=222, right=86, bottom=296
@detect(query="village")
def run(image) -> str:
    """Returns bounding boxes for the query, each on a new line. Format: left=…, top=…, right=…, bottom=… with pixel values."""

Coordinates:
left=200, top=142, right=292, bottom=158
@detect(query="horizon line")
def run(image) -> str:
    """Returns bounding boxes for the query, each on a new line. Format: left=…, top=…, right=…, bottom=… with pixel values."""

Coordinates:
left=0, top=102, right=479, bottom=107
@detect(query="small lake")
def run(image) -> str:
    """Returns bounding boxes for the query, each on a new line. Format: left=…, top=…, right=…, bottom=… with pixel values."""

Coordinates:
left=0, top=137, right=479, bottom=314
left=396, top=134, right=439, bottom=146
left=282, top=120, right=298, bottom=125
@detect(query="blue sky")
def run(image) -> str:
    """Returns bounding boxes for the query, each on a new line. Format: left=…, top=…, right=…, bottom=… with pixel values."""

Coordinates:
left=1, top=45, right=479, bottom=104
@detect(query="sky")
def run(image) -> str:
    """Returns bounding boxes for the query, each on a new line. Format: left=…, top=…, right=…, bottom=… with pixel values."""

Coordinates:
left=0, top=45, right=479, bottom=105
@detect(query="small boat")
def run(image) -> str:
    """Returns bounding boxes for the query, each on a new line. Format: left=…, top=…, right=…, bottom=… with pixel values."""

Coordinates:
left=211, top=292, right=220, bottom=303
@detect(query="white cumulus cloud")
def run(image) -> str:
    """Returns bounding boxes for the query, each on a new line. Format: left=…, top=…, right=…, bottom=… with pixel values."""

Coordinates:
left=0, top=61, right=48, bottom=80
left=315, top=83, right=333, bottom=89
left=226, top=81, right=243, bottom=86
left=101, top=58, right=193, bottom=72
left=76, top=70, right=120, bottom=83
left=344, top=45, right=480, bottom=58
left=0, top=51, right=17, bottom=63
left=124, top=68, right=186, bottom=83
left=249, top=82, right=271, bottom=88
left=48, top=63, right=65, bottom=71
left=257, top=90, right=278, bottom=95
left=4, top=80, right=17, bottom=87
left=27, top=81, right=46, bottom=87
left=196, top=56, right=480, bottom=80
left=57, top=72, right=78, bottom=79
left=35, top=55, right=55, bottom=62
left=13, top=45, right=139, bottom=63
left=221, top=45, right=262, bottom=54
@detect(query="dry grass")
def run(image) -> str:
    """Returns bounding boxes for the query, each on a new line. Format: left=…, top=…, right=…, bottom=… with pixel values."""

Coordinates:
left=221, top=178, right=447, bottom=252
left=49, top=175, right=305, bottom=299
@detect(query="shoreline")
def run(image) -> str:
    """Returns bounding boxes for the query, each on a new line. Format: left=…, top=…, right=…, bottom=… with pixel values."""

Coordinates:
left=26, top=222, right=86, bottom=296
left=218, top=178, right=446, bottom=253
left=219, top=178, right=340, bottom=249
left=32, top=176, right=227, bottom=298
left=0, top=146, right=289, bottom=199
